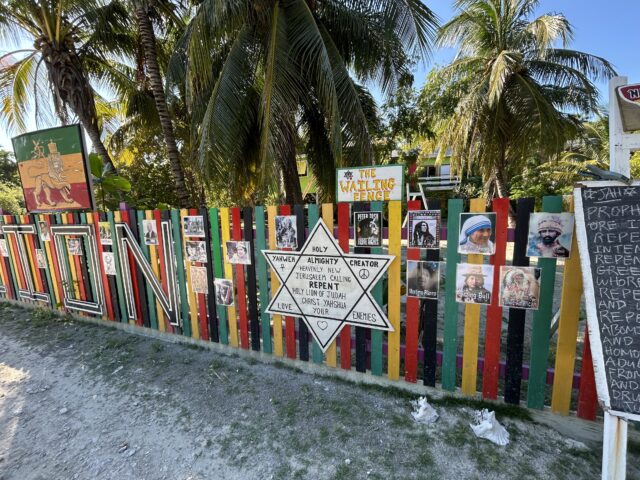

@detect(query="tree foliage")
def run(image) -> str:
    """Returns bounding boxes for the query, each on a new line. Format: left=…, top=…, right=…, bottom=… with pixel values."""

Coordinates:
left=427, top=0, right=616, bottom=198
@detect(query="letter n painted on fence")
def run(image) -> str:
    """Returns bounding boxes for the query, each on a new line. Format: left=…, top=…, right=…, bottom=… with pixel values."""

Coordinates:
left=114, top=221, right=180, bottom=326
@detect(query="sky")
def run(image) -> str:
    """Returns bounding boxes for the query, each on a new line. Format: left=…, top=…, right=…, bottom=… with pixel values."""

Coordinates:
left=1, top=0, right=639, bottom=151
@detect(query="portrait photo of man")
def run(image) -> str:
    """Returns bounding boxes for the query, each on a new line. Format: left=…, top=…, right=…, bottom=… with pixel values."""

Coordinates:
left=275, top=215, right=297, bottom=249
left=38, top=221, right=50, bottom=242
left=408, top=210, right=440, bottom=249
left=99, top=222, right=112, bottom=246
left=354, top=211, right=382, bottom=247
left=458, top=213, right=496, bottom=255
left=526, top=213, right=574, bottom=258
left=499, top=266, right=541, bottom=310
left=143, top=219, right=158, bottom=246
left=214, top=278, right=234, bottom=306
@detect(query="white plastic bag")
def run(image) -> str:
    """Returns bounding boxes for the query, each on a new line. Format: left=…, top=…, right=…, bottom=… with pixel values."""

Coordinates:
left=411, top=397, right=439, bottom=424
left=469, top=409, right=509, bottom=446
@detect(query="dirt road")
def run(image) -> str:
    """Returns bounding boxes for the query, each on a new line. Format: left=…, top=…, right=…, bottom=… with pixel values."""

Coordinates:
left=0, top=303, right=630, bottom=479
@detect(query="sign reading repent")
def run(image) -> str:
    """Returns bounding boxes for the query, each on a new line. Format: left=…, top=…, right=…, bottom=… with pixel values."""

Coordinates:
left=336, top=165, right=404, bottom=203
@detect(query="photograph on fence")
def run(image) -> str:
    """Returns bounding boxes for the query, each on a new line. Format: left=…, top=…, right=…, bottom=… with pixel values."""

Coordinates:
left=185, top=241, right=207, bottom=263
left=38, top=221, right=50, bottom=241
left=190, top=266, right=208, bottom=293
left=406, top=260, right=440, bottom=299
left=11, top=124, right=94, bottom=212
left=354, top=211, right=382, bottom=247
left=526, top=213, right=574, bottom=258
left=275, top=215, right=297, bottom=249
left=183, top=215, right=205, bottom=237
left=102, top=252, right=116, bottom=275
left=214, top=278, right=234, bottom=306
left=0, top=239, right=8, bottom=257
left=408, top=210, right=440, bottom=249
left=143, top=219, right=158, bottom=245
left=226, top=241, right=251, bottom=265
left=499, top=266, right=541, bottom=310
left=67, top=238, right=82, bottom=256
left=99, top=222, right=112, bottom=245
left=36, top=249, right=47, bottom=269
left=455, top=263, right=493, bottom=304
left=458, top=213, right=496, bottom=255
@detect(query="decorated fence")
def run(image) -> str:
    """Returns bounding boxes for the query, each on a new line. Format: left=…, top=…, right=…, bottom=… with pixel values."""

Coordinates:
left=0, top=197, right=598, bottom=420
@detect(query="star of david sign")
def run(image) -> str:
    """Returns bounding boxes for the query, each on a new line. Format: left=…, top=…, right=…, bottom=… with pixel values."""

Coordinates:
left=262, top=219, right=395, bottom=352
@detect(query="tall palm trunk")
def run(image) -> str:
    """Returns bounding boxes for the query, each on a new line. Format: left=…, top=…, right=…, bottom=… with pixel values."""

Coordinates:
left=39, top=38, right=115, bottom=171
left=281, top=120, right=303, bottom=205
left=134, top=2, right=190, bottom=208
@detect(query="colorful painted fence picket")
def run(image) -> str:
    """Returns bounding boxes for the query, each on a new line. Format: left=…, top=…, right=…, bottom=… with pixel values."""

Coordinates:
left=0, top=198, right=598, bottom=420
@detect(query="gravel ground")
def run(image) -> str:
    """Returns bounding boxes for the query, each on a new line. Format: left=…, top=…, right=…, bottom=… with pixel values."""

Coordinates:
left=0, top=303, right=634, bottom=480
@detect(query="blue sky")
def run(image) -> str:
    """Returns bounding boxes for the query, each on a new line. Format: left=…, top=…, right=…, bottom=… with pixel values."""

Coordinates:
left=1, top=0, right=639, bottom=151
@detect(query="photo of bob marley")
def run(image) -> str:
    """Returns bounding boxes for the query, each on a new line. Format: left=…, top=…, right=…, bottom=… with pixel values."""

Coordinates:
left=354, top=211, right=382, bottom=247
left=526, top=213, right=574, bottom=258
left=407, top=210, right=440, bottom=249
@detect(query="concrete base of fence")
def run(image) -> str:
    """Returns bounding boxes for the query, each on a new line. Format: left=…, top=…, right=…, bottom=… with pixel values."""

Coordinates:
left=7, top=299, right=631, bottom=448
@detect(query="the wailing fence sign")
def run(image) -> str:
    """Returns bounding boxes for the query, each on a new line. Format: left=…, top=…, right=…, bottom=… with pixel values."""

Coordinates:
left=336, top=165, right=404, bottom=202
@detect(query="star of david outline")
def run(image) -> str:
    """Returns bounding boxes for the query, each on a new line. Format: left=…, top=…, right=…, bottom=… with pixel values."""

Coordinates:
left=262, top=219, right=395, bottom=351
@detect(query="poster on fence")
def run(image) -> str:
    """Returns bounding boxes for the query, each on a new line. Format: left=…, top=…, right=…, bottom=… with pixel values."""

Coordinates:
left=406, top=261, right=440, bottom=299
left=458, top=213, right=496, bottom=255
left=336, top=165, right=404, bottom=202
left=226, top=241, right=251, bottom=264
left=11, top=125, right=94, bottom=213
left=407, top=210, right=440, bottom=249
left=499, top=266, right=540, bottom=310
left=38, top=221, right=50, bottom=242
left=455, top=263, right=493, bottom=304
left=354, top=211, right=382, bottom=247
left=526, top=213, right=574, bottom=258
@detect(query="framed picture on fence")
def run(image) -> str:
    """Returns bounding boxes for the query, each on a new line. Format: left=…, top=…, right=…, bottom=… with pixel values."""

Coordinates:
left=407, top=210, right=440, bottom=249
left=406, top=260, right=440, bottom=299
left=226, top=241, right=251, bottom=265
left=275, top=215, right=297, bottom=249
left=458, top=213, right=496, bottom=255
left=499, top=266, right=541, bottom=310
left=526, top=213, right=574, bottom=258
left=455, top=263, right=494, bottom=304
left=354, top=211, right=382, bottom=247
left=214, top=278, right=234, bottom=306
left=183, top=215, right=205, bottom=237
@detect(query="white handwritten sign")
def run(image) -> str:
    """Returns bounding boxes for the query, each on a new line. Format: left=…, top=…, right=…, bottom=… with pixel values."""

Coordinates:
left=336, top=165, right=404, bottom=202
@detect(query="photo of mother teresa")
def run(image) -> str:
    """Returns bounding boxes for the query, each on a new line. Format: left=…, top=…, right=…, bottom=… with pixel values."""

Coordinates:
left=458, top=213, right=496, bottom=255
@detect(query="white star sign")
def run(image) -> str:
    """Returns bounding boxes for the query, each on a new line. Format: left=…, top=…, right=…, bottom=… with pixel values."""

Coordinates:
left=262, top=219, right=395, bottom=352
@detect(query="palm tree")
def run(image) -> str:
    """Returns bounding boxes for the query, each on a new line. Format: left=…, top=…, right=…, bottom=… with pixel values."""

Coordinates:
left=0, top=0, right=137, bottom=170
left=175, top=0, right=438, bottom=204
left=432, top=0, right=616, bottom=198
left=132, top=0, right=190, bottom=207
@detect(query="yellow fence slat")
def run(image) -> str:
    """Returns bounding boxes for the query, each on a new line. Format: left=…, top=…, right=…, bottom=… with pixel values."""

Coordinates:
left=181, top=209, right=200, bottom=339
left=387, top=200, right=402, bottom=380
left=62, top=214, right=82, bottom=301
left=461, top=198, right=485, bottom=395
left=551, top=200, right=583, bottom=414
left=147, top=211, right=165, bottom=332
left=322, top=204, right=337, bottom=367
left=267, top=206, right=283, bottom=356
left=221, top=208, right=238, bottom=347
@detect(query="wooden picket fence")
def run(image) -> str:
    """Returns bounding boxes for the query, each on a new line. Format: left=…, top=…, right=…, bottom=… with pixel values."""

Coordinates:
left=0, top=197, right=599, bottom=420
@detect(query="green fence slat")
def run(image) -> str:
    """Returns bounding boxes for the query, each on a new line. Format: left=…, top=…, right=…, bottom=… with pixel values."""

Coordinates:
left=1, top=216, right=18, bottom=300
left=305, top=205, right=323, bottom=363
left=442, top=199, right=463, bottom=391
left=170, top=209, right=191, bottom=337
left=370, top=201, right=384, bottom=376
left=254, top=206, right=271, bottom=354
left=209, top=208, right=229, bottom=345
left=138, top=211, right=158, bottom=330
left=107, top=211, right=127, bottom=322
left=527, top=196, right=562, bottom=409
